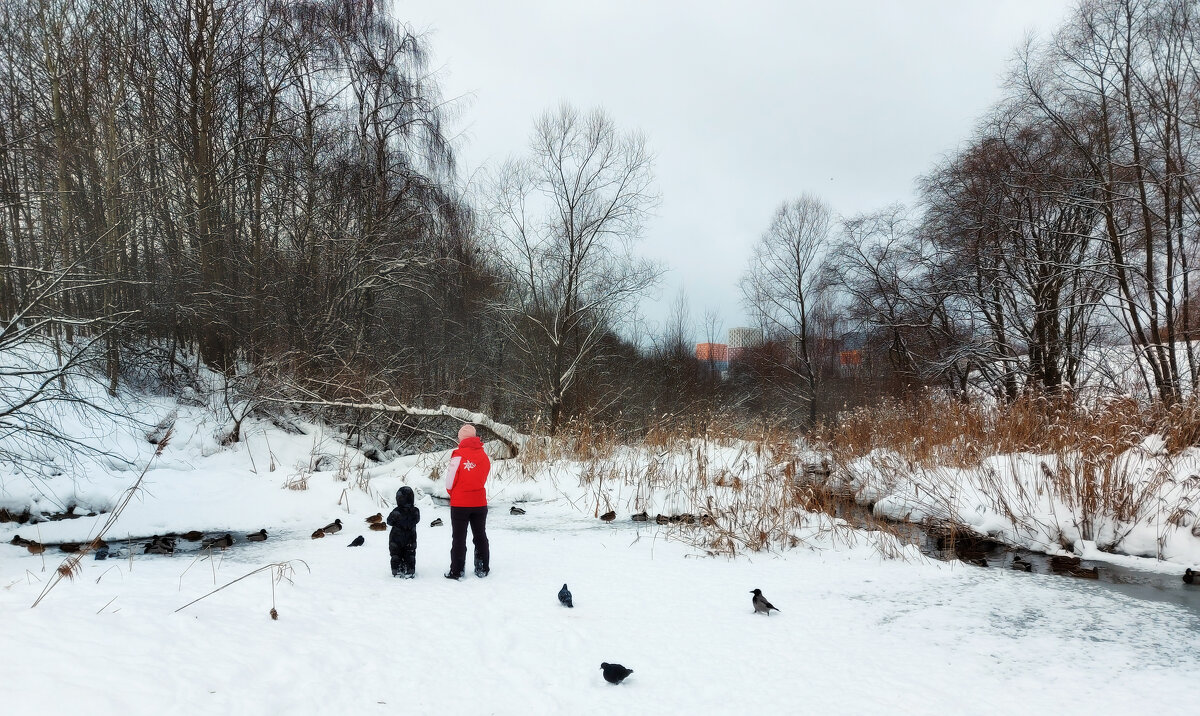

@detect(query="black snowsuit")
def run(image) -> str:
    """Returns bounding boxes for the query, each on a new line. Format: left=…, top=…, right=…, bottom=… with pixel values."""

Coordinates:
left=387, top=486, right=420, bottom=577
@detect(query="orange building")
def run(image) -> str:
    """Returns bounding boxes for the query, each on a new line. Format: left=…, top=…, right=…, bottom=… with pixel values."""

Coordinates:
left=695, top=343, right=729, bottom=362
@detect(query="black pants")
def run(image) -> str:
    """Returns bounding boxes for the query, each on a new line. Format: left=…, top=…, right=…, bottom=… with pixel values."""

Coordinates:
left=390, top=538, right=416, bottom=576
left=449, top=506, right=489, bottom=575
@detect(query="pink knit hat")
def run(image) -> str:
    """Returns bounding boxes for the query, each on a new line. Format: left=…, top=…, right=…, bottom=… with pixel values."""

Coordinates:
left=458, top=423, right=477, bottom=442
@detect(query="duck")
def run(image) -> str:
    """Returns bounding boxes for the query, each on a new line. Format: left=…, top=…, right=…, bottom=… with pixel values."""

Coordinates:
left=655, top=514, right=669, bottom=525
left=181, top=530, right=204, bottom=541
left=26, top=541, right=46, bottom=555
left=600, top=511, right=616, bottom=522
left=322, top=519, right=343, bottom=534
left=365, top=513, right=383, bottom=524
left=59, top=542, right=82, bottom=553
left=430, top=518, right=443, bottom=527
left=10, top=534, right=31, bottom=547
left=1067, top=566, right=1099, bottom=579
left=1011, top=556, right=1033, bottom=572
left=510, top=506, right=526, bottom=515
left=679, top=513, right=696, bottom=525
left=311, top=528, right=326, bottom=539
left=1049, top=555, right=1081, bottom=571
left=144, top=536, right=176, bottom=555
left=1185, top=568, right=1198, bottom=585
left=968, top=557, right=988, bottom=568
left=368, top=522, right=387, bottom=532
left=699, top=514, right=716, bottom=527
left=246, top=529, right=267, bottom=542
left=202, top=533, right=234, bottom=550
left=631, top=512, right=649, bottom=522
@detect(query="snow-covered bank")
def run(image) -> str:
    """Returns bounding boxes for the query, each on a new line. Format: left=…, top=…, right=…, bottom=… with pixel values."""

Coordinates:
left=843, top=440, right=1200, bottom=573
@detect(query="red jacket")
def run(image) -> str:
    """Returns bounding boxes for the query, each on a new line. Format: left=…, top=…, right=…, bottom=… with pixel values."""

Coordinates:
left=444, top=436, right=490, bottom=507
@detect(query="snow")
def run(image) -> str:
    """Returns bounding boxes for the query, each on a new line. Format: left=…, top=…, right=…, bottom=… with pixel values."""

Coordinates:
left=2, top=352, right=1199, bottom=713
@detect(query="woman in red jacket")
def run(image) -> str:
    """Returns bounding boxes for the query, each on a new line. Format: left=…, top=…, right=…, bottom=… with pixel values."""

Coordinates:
left=443, top=423, right=491, bottom=579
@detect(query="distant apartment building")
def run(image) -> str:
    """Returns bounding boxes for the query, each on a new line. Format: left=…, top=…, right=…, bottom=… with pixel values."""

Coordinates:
left=727, top=326, right=763, bottom=361
left=695, top=342, right=729, bottom=374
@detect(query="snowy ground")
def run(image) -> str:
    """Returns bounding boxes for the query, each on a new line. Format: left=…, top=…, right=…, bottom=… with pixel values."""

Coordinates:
left=2, top=356, right=1199, bottom=713
left=4, top=504, right=1200, bottom=715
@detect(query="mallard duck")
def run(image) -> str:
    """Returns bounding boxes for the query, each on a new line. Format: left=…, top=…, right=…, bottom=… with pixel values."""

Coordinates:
left=365, top=513, right=383, bottom=524
left=968, top=557, right=988, bottom=568
left=311, top=528, right=326, bottom=539
left=1050, top=555, right=1081, bottom=571
left=1011, top=556, right=1033, bottom=572
left=679, top=513, right=696, bottom=525
left=1068, top=566, right=1099, bottom=579
left=203, top=533, right=234, bottom=550
left=246, top=529, right=267, bottom=542
left=181, top=530, right=204, bottom=541
left=144, top=536, right=176, bottom=554
left=369, top=522, right=387, bottom=531
left=510, top=506, right=526, bottom=515
left=699, top=514, right=716, bottom=526
left=10, top=534, right=31, bottom=547
left=630, top=512, right=649, bottom=522
left=59, top=542, right=81, bottom=553
left=323, top=519, right=342, bottom=534
left=600, top=511, right=616, bottom=522
left=26, top=541, right=46, bottom=555
left=655, top=514, right=669, bottom=525
left=430, top=518, right=443, bottom=527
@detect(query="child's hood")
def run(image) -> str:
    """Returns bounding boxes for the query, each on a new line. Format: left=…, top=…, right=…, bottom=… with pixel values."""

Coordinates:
left=395, top=486, right=415, bottom=507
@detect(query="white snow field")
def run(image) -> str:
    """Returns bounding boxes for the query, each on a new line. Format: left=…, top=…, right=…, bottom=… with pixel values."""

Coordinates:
left=1, top=364, right=1198, bottom=714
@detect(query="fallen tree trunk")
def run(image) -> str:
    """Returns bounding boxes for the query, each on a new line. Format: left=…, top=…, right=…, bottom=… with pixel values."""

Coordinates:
left=260, top=397, right=527, bottom=458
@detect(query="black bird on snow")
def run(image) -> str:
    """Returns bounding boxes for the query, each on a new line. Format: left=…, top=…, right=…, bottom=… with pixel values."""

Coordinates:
left=93, top=545, right=110, bottom=561
left=558, top=583, right=573, bottom=608
left=510, top=506, right=526, bottom=515
left=750, top=588, right=779, bottom=615
left=1183, top=568, right=1197, bottom=585
left=347, top=535, right=365, bottom=547
left=600, top=663, right=633, bottom=685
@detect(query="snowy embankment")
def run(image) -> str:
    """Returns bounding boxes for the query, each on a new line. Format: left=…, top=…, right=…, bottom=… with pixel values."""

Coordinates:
left=2, top=358, right=1199, bottom=713
left=843, top=438, right=1200, bottom=571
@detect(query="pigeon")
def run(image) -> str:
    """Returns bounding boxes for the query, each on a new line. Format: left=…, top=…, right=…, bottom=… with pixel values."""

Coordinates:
left=246, top=529, right=268, bottom=542
left=600, top=511, right=615, bottom=522
left=366, top=513, right=383, bottom=524
left=430, top=518, right=443, bottom=527
left=750, top=588, right=779, bottom=615
left=202, top=533, right=233, bottom=550
left=600, top=663, right=633, bottom=685
left=369, top=522, right=387, bottom=532
left=94, top=546, right=110, bottom=561
left=347, top=535, right=365, bottom=547
left=181, top=530, right=204, bottom=541
left=323, top=519, right=343, bottom=534
left=510, top=506, right=525, bottom=515
left=1011, top=556, right=1033, bottom=572
left=558, top=583, right=573, bottom=608
left=311, top=528, right=326, bottom=539
left=631, top=512, right=648, bottom=522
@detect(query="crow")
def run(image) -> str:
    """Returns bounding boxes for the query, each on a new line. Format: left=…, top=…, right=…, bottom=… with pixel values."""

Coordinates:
left=600, top=511, right=615, bottom=522
left=750, top=588, right=779, bottom=615
left=600, top=663, right=633, bottom=685
left=558, top=583, right=573, bottom=608
left=510, top=506, right=526, bottom=515
left=246, top=529, right=267, bottom=542
left=323, top=519, right=343, bottom=534
left=347, top=535, right=365, bottom=547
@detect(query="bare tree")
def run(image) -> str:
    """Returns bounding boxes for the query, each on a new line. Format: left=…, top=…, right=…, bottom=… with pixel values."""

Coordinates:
left=741, top=194, right=833, bottom=426
left=486, top=104, right=662, bottom=434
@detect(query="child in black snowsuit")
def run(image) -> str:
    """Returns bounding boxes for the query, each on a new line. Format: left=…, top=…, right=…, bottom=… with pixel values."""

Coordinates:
left=387, top=486, right=420, bottom=578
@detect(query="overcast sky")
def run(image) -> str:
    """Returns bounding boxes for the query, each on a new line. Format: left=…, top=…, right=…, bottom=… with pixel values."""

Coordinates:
left=400, top=0, right=1074, bottom=339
